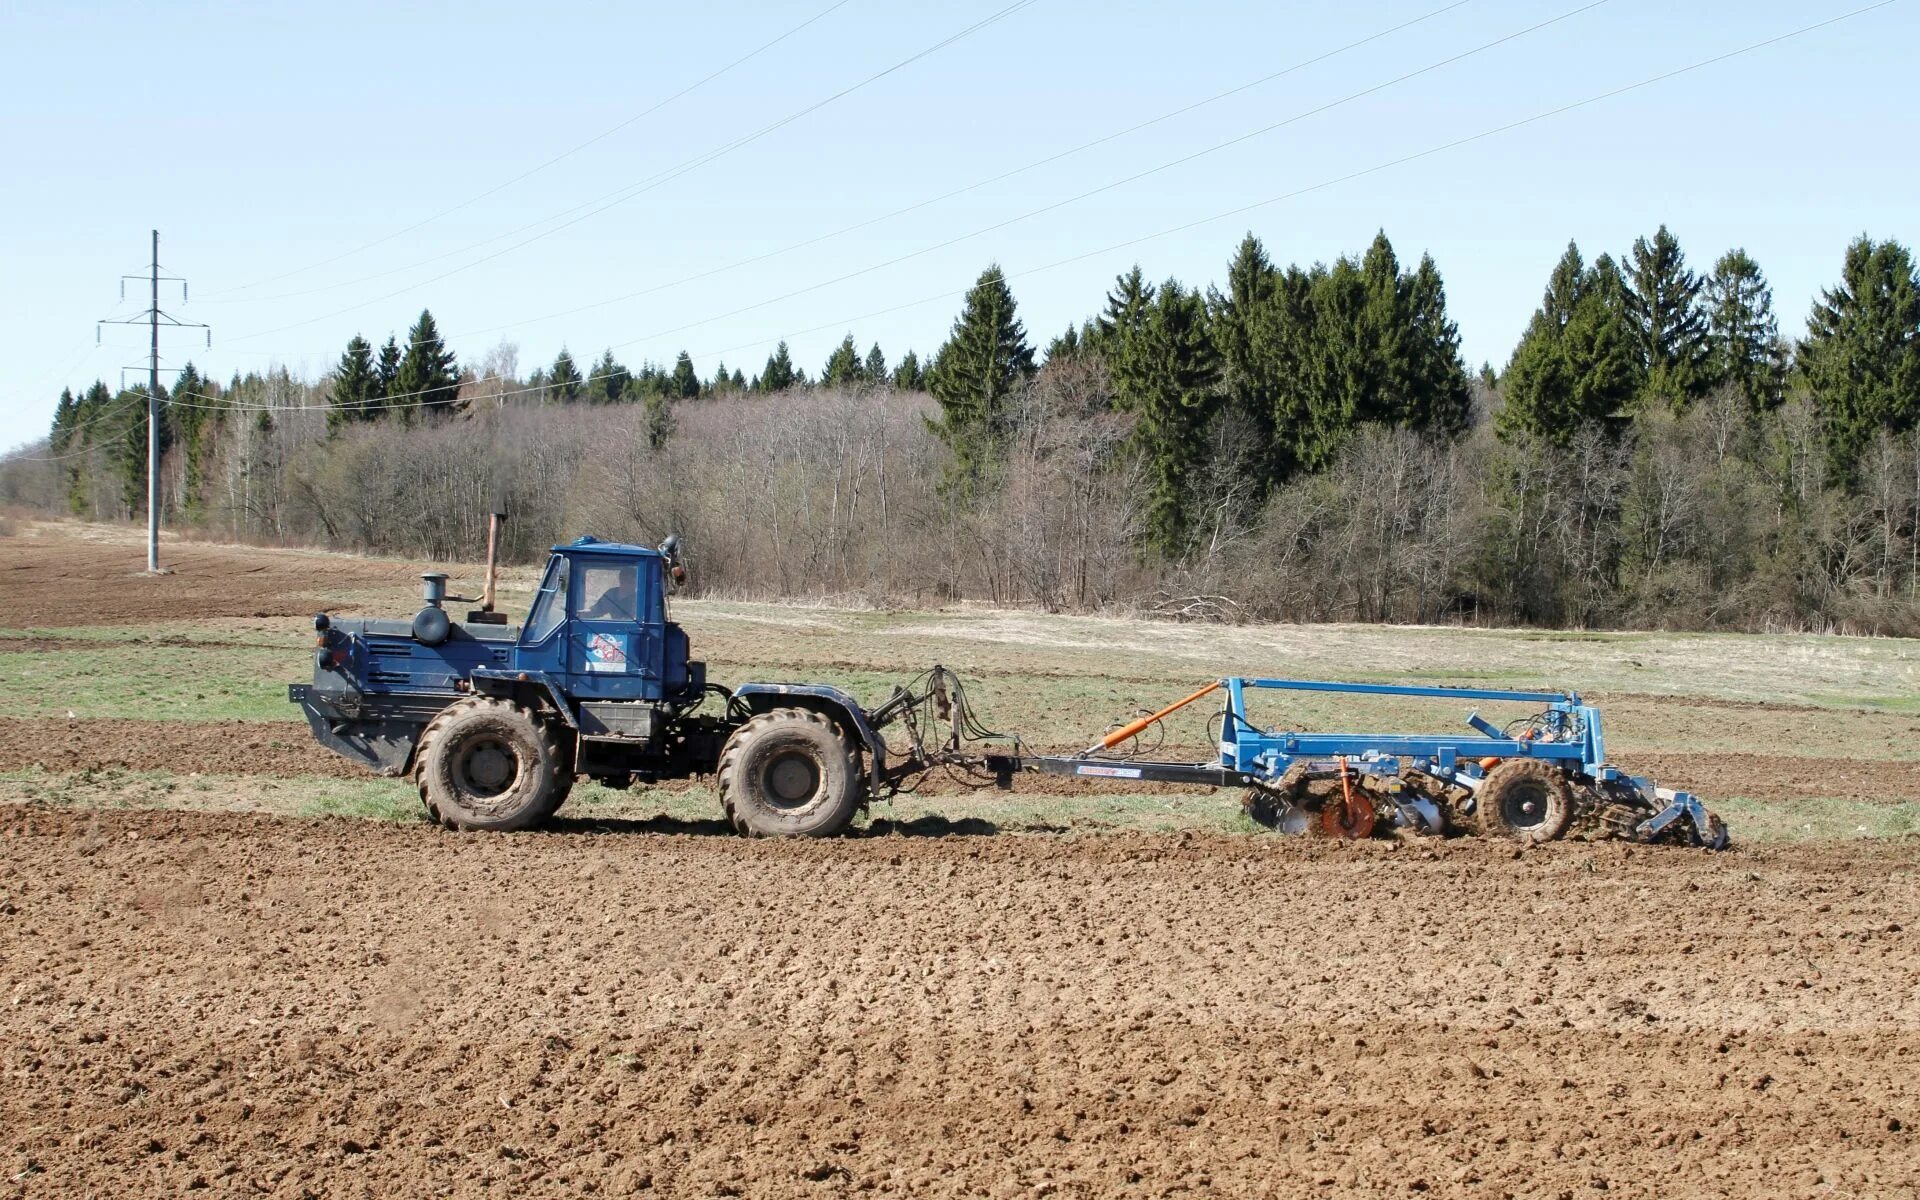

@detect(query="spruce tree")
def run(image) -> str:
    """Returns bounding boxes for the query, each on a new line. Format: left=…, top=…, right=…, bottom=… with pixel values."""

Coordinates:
left=1564, top=254, right=1644, bottom=426
left=821, top=334, right=862, bottom=388
left=670, top=351, right=700, bottom=399
left=114, top=386, right=165, bottom=518
left=1094, top=265, right=1156, bottom=355
left=1356, top=232, right=1412, bottom=427
left=891, top=350, right=923, bottom=391
left=927, top=265, right=1036, bottom=498
left=327, top=335, right=376, bottom=433
left=49, top=388, right=77, bottom=452
left=731, top=367, right=747, bottom=390
left=49, top=387, right=83, bottom=516
left=1625, top=225, right=1712, bottom=410
left=170, top=363, right=213, bottom=518
left=586, top=349, right=630, bottom=404
left=1401, top=252, right=1472, bottom=433
left=644, top=390, right=673, bottom=449
left=864, top=343, right=887, bottom=383
left=1110, top=279, right=1219, bottom=555
left=373, top=336, right=402, bottom=401
left=1262, top=266, right=1319, bottom=474
left=1298, top=256, right=1370, bottom=466
left=548, top=348, right=585, bottom=403
left=1044, top=325, right=1085, bottom=363
left=392, top=309, right=461, bottom=419
left=1499, top=310, right=1577, bottom=443
left=1208, top=234, right=1282, bottom=483
left=1541, top=241, right=1586, bottom=327
left=1499, top=244, right=1641, bottom=443
left=1704, top=249, right=1787, bottom=412
left=759, top=342, right=798, bottom=392
left=1800, top=236, right=1920, bottom=482
left=72, top=381, right=115, bottom=515
left=81, top=381, right=112, bottom=419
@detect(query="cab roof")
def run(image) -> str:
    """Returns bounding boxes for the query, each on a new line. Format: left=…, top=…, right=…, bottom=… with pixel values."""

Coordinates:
left=551, top=535, right=663, bottom=559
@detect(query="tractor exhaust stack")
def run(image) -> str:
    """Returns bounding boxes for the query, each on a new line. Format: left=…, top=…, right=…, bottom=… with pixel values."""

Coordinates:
left=469, top=509, right=510, bottom=625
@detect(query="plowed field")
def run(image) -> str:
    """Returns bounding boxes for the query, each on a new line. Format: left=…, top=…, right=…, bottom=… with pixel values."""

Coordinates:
left=2, top=807, right=1916, bottom=1198
left=3, top=521, right=1918, bottom=1196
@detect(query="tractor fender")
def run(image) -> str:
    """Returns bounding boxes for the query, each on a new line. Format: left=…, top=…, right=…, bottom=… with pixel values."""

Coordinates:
left=468, top=668, right=577, bottom=728
left=731, top=683, right=889, bottom=786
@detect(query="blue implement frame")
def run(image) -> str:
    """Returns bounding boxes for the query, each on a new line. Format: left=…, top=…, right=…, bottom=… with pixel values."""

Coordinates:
left=1216, top=677, right=1606, bottom=784
left=1001, top=666, right=1728, bottom=844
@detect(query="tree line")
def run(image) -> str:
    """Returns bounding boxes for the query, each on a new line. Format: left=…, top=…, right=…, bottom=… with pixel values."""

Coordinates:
left=7, top=226, right=1918, bottom=634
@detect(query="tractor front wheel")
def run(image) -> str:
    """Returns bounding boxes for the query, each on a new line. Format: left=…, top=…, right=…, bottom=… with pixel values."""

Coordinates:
left=414, top=697, right=566, bottom=831
left=1478, top=759, right=1573, bottom=845
left=717, top=708, right=862, bottom=837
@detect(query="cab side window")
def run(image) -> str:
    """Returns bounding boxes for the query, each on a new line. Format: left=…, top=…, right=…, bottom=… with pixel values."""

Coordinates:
left=577, top=564, right=638, bottom=622
left=523, top=559, right=568, bottom=642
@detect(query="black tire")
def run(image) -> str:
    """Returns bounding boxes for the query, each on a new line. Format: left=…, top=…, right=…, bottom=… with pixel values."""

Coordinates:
left=716, top=708, right=862, bottom=837
left=1479, top=759, right=1573, bottom=845
left=413, top=697, right=564, bottom=831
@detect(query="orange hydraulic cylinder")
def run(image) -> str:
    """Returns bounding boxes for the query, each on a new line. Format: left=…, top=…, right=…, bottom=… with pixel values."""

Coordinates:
left=1085, top=681, right=1222, bottom=756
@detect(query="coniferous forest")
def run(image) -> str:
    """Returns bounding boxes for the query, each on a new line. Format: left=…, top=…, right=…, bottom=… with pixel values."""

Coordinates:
left=6, top=227, right=1920, bottom=634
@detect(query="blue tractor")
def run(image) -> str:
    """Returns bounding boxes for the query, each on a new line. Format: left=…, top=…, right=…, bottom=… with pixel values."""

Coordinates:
left=293, top=533, right=1727, bottom=847
left=291, top=535, right=958, bottom=836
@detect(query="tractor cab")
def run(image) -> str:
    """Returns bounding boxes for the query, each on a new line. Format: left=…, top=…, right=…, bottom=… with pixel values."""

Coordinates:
left=508, top=536, right=700, bottom=705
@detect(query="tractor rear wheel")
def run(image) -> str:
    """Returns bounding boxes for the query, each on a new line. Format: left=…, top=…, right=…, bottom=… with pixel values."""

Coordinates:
left=1478, top=759, right=1573, bottom=845
left=414, top=697, right=564, bottom=831
left=717, top=708, right=862, bottom=838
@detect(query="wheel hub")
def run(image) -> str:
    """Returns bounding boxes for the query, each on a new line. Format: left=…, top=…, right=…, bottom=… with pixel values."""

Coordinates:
left=1504, top=786, right=1547, bottom=828
left=461, top=741, right=516, bottom=796
left=765, top=752, right=819, bottom=806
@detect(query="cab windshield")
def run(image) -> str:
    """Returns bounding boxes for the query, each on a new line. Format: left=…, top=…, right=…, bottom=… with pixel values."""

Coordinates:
left=523, top=558, right=568, bottom=642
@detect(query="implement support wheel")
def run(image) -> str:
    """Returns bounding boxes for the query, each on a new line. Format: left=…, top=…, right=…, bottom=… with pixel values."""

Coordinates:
left=717, top=707, right=862, bottom=838
left=1479, top=759, right=1574, bottom=845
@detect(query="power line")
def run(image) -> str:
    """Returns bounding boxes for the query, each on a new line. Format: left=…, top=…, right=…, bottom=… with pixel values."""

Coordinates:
left=202, top=0, right=857, bottom=299
left=238, top=0, right=1601, bottom=368
left=282, top=0, right=1482, bottom=360
left=692, top=0, right=1905, bottom=367
left=219, top=0, right=1042, bottom=340
left=220, top=0, right=1536, bottom=365
left=165, top=1, right=1897, bottom=416
left=13, top=392, right=155, bottom=463
left=589, top=0, right=1607, bottom=356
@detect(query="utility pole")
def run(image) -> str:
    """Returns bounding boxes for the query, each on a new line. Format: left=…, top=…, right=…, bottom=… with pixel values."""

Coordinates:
left=99, top=230, right=208, bottom=573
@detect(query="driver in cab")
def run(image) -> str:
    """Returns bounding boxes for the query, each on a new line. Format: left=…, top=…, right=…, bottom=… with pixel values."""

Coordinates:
left=583, top=565, right=638, bottom=621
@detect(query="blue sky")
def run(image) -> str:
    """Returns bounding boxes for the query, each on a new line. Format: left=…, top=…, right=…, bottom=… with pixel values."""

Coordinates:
left=2, top=0, right=1914, bottom=451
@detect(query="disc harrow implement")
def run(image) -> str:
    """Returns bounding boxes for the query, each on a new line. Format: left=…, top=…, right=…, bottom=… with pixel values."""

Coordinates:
left=971, top=676, right=1731, bottom=850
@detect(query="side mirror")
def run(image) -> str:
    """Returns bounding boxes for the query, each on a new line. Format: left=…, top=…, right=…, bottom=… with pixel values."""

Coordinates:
left=659, top=534, right=687, bottom=590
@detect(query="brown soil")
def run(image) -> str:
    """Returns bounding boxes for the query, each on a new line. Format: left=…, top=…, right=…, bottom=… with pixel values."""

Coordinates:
left=0, top=718, right=361, bottom=778
left=1, top=805, right=1915, bottom=1198
left=0, top=524, right=421, bottom=627
left=1632, top=752, right=1920, bottom=805
left=7, top=717, right=1920, bottom=811
left=8, top=717, right=1919, bottom=809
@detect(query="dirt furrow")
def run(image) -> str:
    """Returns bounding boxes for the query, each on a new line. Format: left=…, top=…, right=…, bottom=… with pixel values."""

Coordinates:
left=6, top=716, right=1920, bottom=807
left=0, top=807, right=1915, bottom=1198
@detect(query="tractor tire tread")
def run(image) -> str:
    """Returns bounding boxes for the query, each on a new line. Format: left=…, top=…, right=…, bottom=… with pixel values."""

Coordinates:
left=412, top=696, right=566, bottom=832
left=717, top=708, right=860, bottom=838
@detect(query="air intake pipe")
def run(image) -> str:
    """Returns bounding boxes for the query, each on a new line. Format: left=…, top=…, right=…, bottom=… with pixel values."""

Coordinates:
left=413, top=573, right=452, bottom=645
